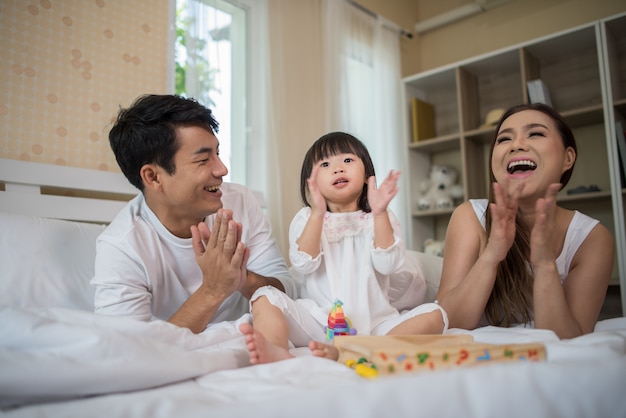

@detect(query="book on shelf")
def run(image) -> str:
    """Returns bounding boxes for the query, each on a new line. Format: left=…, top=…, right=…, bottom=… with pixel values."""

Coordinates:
left=411, top=97, right=436, bottom=142
left=616, top=121, right=626, bottom=188
left=527, top=79, right=553, bottom=107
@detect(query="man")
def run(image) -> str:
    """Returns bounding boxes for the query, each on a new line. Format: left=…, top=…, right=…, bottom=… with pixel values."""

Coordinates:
left=92, top=94, right=296, bottom=334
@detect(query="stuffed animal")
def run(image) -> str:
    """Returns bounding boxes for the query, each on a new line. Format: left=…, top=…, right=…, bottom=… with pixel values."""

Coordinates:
left=423, top=238, right=445, bottom=257
left=416, top=164, right=464, bottom=211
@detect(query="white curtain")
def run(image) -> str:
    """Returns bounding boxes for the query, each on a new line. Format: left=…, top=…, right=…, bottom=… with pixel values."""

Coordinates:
left=243, top=0, right=328, bottom=258
left=321, top=0, right=409, bottom=243
left=228, top=0, right=409, bottom=255
left=245, top=0, right=290, bottom=252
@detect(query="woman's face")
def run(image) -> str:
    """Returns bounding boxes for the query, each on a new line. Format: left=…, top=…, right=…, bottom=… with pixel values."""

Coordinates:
left=491, top=109, right=576, bottom=199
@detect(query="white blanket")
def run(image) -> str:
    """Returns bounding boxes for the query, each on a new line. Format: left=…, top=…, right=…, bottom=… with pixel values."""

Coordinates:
left=0, top=307, right=250, bottom=408
left=2, top=308, right=626, bottom=417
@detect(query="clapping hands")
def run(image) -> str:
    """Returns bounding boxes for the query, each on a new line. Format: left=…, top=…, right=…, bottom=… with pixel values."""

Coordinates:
left=191, top=209, right=250, bottom=300
left=486, top=179, right=524, bottom=263
left=307, top=165, right=328, bottom=216
left=530, top=183, right=561, bottom=267
left=368, top=170, right=400, bottom=216
left=487, top=179, right=562, bottom=265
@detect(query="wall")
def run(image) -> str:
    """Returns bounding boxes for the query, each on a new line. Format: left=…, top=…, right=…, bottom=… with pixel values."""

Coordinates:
left=0, top=0, right=169, bottom=171
left=360, top=0, right=626, bottom=77
left=2, top=0, right=624, bottom=171
left=265, top=0, right=325, bottom=255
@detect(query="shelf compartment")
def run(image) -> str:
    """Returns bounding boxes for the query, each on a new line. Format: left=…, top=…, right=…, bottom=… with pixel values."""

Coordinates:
left=558, top=190, right=612, bottom=203
left=458, top=50, right=523, bottom=132
left=604, top=14, right=626, bottom=103
left=409, top=133, right=460, bottom=153
left=412, top=207, right=455, bottom=218
left=403, top=69, right=459, bottom=139
left=521, top=25, right=603, bottom=113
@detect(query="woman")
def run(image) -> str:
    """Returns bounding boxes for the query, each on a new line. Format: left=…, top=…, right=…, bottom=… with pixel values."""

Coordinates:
left=436, top=103, right=614, bottom=338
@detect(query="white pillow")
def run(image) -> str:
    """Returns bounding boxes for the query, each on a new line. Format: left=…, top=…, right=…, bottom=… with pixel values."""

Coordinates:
left=0, top=212, right=105, bottom=310
left=409, top=250, right=443, bottom=303
left=388, top=250, right=443, bottom=310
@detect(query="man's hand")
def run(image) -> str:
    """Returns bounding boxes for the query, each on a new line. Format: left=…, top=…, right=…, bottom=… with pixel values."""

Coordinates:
left=169, top=209, right=250, bottom=334
left=191, top=209, right=250, bottom=301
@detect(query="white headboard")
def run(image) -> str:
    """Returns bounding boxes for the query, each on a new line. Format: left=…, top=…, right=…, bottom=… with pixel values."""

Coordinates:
left=0, top=158, right=137, bottom=224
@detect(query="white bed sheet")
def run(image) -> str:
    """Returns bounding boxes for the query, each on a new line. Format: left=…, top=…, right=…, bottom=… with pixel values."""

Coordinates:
left=2, top=308, right=626, bottom=418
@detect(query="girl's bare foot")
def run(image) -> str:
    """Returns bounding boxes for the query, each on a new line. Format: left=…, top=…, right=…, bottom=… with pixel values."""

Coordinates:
left=239, top=323, right=293, bottom=365
left=308, top=340, right=339, bottom=360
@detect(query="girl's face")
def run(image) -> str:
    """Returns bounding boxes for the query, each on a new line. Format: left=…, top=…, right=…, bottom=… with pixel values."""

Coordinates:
left=491, top=109, right=575, bottom=200
left=314, top=152, right=366, bottom=212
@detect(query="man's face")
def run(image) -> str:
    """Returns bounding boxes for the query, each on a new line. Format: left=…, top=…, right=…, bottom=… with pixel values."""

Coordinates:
left=158, top=125, right=229, bottom=226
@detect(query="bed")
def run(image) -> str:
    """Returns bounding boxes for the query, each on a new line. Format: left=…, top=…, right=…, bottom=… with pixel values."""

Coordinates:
left=1, top=158, right=626, bottom=418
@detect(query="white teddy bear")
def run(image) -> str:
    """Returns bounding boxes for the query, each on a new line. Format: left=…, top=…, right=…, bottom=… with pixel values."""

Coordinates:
left=423, top=238, right=445, bottom=257
left=416, top=164, right=464, bottom=211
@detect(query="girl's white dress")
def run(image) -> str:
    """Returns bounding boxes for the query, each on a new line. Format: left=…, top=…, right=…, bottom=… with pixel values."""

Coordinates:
left=251, top=207, right=445, bottom=346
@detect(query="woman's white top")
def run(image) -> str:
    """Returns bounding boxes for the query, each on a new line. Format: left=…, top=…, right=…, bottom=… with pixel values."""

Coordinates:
left=469, top=199, right=599, bottom=283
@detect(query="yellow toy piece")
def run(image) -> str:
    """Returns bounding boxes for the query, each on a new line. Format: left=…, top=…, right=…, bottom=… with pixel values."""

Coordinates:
left=354, top=363, right=378, bottom=379
left=345, top=357, right=378, bottom=379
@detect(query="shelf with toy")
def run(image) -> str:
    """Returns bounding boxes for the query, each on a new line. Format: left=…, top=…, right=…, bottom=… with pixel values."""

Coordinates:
left=415, top=164, right=464, bottom=213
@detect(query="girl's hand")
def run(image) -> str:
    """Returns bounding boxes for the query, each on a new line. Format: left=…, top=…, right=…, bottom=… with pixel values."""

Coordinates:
left=307, top=165, right=327, bottom=217
left=530, top=183, right=561, bottom=267
left=368, top=170, right=400, bottom=216
left=485, top=180, right=524, bottom=263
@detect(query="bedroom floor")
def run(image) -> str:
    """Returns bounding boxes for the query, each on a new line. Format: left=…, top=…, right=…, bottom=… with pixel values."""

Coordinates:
left=600, top=284, right=624, bottom=320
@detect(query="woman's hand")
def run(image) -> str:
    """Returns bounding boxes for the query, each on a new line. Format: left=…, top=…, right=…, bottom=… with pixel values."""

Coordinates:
left=485, top=180, right=524, bottom=263
left=530, top=183, right=561, bottom=267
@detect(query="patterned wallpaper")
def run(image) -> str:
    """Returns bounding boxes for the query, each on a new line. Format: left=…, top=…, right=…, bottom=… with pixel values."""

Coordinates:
left=0, top=0, right=170, bottom=172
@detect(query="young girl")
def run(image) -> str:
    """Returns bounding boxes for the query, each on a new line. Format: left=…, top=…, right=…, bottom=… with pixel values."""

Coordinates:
left=436, top=103, right=614, bottom=339
left=240, top=131, right=447, bottom=364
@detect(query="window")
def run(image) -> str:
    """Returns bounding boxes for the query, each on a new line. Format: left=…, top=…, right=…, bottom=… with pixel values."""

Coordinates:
left=174, top=0, right=248, bottom=184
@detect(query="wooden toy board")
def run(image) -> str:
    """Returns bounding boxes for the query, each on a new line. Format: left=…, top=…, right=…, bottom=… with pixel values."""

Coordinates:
left=334, top=334, right=546, bottom=375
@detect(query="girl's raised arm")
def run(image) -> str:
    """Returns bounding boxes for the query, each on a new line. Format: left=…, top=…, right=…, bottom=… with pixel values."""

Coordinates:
left=295, top=165, right=326, bottom=258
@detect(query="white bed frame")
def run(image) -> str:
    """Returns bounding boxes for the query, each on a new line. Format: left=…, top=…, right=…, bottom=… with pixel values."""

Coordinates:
left=0, top=158, right=136, bottom=223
